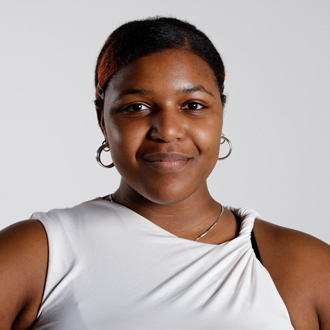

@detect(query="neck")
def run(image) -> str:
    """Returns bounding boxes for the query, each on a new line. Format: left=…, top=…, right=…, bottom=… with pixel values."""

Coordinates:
left=112, top=179, right=231, bottom=241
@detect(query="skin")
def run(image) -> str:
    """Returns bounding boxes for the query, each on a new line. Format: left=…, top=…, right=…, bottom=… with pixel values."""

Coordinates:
left=0, top=49, right=330, bottom=329
left=99, top=49, right=231, bottom=241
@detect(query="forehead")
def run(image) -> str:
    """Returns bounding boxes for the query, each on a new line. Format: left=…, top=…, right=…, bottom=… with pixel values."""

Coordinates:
left=106, top=49, right=220, bottom=97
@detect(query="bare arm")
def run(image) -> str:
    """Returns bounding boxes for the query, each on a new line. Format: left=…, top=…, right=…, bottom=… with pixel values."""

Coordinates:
left=313, top=240, right=330, bottom=330
left=0, top=220, right=48, bottom=330
left=254, top=219, right=330, bottom=330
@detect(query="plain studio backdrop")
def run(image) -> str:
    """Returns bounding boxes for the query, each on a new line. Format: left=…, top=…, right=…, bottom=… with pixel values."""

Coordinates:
left=0, top=0, right=329, bottom=244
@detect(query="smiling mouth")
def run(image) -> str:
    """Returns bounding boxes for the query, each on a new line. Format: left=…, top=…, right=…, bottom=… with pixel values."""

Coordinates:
left=143, top=153, right=192, bottom=171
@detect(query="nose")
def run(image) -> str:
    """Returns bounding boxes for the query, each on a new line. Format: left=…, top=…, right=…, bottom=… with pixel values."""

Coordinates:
left=149, top=106, right=185, bottom=143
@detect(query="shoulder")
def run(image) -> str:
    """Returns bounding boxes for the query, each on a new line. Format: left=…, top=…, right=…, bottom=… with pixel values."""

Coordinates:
left=254, top=219, right=330, bottom=270
left=0, top=220, right=48, bottom=329
left=254, top=219, right=330, bottom=329
left=254, top=218, right=330, bottom=259
left=31, top=197, right=115, bottom=225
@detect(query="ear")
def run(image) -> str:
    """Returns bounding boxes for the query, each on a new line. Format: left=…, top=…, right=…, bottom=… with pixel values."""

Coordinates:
left=95, top=102, right=107, bottom=140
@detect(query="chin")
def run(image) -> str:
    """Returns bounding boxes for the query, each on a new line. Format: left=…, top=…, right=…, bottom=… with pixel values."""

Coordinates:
left=138, top=182, right=201, bottom=206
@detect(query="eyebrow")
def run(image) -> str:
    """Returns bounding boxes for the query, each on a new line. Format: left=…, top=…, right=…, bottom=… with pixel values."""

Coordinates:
left=114, top=89, right=153, bottom=102
left=114, top=85, right=214, bottom=102
left=176, top=85, right=215, bottom=98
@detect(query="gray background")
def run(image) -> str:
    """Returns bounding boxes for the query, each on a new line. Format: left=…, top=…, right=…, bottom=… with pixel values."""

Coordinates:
left=1, top=0, right=329, bottom=243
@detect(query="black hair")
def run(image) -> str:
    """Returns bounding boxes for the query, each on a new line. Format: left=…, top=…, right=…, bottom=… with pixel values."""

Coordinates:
left=95, top=17, right=226, bottom=109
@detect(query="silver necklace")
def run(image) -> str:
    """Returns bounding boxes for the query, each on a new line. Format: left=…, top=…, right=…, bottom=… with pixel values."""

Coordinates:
left=108, top=194, right=224, bottom=242
left=193, top=204, right=224, bottom=241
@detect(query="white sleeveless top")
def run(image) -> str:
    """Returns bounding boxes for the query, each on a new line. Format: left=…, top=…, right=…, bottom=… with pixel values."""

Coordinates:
left=30, top=198, right=294, bottom=329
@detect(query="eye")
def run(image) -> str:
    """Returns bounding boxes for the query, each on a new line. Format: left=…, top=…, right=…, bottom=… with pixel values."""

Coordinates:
left=122, top=103, right=149, bottom=112
left=182, top=102, right=204, bottom=110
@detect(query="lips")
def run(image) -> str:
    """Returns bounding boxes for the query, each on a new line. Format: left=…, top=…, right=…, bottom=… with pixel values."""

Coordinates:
left=143, top=153, right=192, bottom=171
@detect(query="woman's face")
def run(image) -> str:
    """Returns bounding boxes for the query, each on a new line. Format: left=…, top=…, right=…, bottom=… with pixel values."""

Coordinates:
left=99, top=49, right=223, bottom=204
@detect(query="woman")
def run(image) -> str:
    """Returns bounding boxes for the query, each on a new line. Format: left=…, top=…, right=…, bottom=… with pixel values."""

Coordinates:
left=0, top=17, right=329, bottom=330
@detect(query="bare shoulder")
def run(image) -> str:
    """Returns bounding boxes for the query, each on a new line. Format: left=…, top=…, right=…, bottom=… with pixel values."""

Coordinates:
left=0, top=220, right=48, bottom=330
left=254, top=218, right=330, bottom=260
left=254, top=219, right=330, bottom=330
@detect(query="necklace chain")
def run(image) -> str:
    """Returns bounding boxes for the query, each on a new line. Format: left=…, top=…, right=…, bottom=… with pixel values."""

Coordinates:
left=108, top=194, right=224, bottom=241
left=193, top=204, right=224, bottom=241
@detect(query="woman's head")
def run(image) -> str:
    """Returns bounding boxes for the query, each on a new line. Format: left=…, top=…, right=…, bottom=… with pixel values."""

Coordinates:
left=95, top=17, right=226, bottom=204
left=94, top=17, right=226, bottom=111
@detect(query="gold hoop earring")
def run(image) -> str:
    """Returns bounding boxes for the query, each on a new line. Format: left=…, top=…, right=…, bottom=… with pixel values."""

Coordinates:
left=218, top=134, right=232, bottom=160
left=96, top=140, right=114, bottom=168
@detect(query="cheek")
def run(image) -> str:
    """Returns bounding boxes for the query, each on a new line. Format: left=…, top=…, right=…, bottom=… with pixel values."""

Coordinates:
left=195, top=118, right=222, bottom=159
left=106, top=118, right=144, bottom=165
